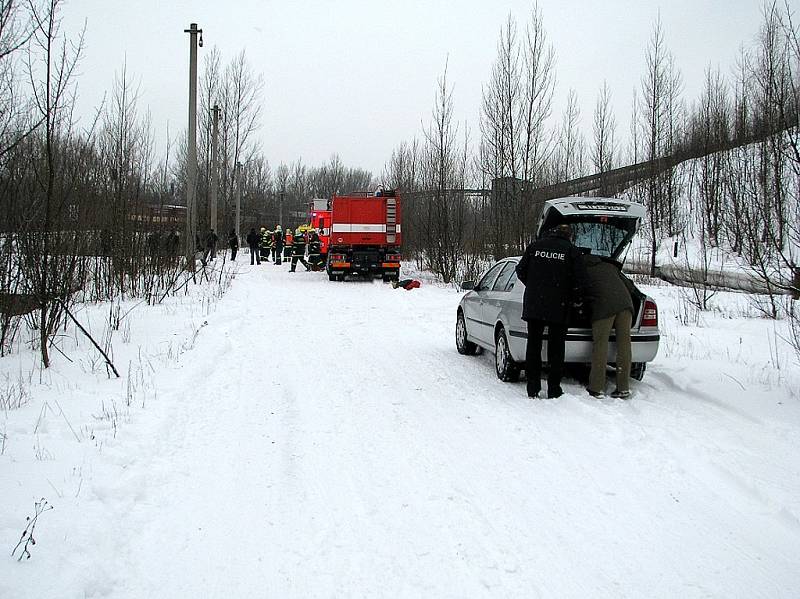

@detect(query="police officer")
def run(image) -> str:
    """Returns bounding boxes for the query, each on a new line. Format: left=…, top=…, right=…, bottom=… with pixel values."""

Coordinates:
left=515, top=223, right=586, bottom=399
left=307, top=229, right=322, bottom=271
left=290, top=229, right=310, bottom=272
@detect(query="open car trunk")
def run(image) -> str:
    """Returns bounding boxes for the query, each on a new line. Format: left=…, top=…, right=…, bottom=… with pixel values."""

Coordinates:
left=537, top=199, right=646, bottom=329
left=538, top=205, right=640, bottom=262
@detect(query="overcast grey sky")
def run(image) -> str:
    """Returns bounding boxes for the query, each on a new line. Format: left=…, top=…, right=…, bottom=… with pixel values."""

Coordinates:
left=62, top=0, right=765, bottom=177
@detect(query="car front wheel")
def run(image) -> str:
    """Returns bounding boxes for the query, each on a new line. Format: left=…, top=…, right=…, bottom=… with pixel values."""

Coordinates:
left=456, top=310, right=478, bottom=355
left=495, top=326, right=520, bottom=382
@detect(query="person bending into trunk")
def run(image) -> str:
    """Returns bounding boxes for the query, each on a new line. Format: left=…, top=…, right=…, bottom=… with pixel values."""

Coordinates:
left=583, top=255, right=635, bottom=399
left=515, top=224, right=586, bottom=399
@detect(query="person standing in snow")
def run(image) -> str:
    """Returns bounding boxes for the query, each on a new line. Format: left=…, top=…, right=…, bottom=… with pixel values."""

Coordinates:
left=203, top=228, right=219, bottom=262
left=273, top=225, right=284, bottom=265
left=246, top=227, right=261, bottom=265
left=515, top=224, right=586, bottom=399
left=227, top=229, right=239, bottom=261
left=290, top=229, right=310, bottom=272
left=260, top=228, right=271, bottom=262
left=307, top=229, right=322, bottom=270
left=583, top=255, right=635, bottom=399
left=283, top=228, right=293, bottom=262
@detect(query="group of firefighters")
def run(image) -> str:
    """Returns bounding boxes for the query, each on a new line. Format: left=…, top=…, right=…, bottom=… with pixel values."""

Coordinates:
left=244, top=225, right=324, bottom=272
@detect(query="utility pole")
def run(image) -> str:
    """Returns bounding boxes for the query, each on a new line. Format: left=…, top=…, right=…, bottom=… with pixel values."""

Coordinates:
left=184, top=22, right=203, bottom=263
left=210, top=104, right=220, bottom=233
left=235, top=162, right=242, bottom=242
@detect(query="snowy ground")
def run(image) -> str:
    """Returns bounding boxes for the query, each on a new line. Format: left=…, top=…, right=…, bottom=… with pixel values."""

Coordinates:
left=1, top=252, right=799, bottom=598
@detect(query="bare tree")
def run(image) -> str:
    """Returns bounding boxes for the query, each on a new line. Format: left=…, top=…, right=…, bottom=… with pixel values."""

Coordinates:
left=480, top=14, right=522, bottom=259
left=0, top=0, right=38, bottom=162
left=638, top=15, right=683, bottom=273
left=555, top=88, right=584, bottom=181
left=20, top=0, right=85, bottom=367
left=218, top=49, right=263, bottom=231
left=198, top=45, right=222, bottom=227
left=416, top=60, right=474, bottom=283
left=382, top=139, right=420, bottom=191
left=592, top=80, right=617, bottom=192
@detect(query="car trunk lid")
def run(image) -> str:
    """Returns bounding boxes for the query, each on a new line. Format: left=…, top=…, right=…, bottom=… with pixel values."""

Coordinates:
left=538, top=199, right=644, bottom=262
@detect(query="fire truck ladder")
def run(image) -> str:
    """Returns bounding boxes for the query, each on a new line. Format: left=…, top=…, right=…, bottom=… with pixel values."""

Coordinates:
left=386, top=198, right=397, bottom=244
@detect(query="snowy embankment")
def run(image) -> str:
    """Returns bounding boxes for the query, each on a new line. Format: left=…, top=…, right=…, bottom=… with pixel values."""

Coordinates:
left=1, top=255, right=799, bottom=598
left=625, top=233, right=798, bottom=296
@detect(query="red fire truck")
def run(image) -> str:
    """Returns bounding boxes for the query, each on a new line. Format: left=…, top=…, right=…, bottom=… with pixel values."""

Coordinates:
left=308, top=199, right=332, bottom=261
left=326, top=190, right=402, bottom=282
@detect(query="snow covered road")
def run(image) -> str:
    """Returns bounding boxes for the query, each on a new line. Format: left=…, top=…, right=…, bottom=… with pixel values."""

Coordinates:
left=3, top=260, right=800, bottom=598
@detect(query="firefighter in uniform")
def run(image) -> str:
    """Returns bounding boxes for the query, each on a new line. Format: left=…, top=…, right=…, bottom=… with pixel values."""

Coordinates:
left=261, top=228, right=272, bottom=262
left=290, top=229, right=310, bottom=272
left=260, top=228, right=272, bottom=262
left=307, top=229, right=322, bottom=271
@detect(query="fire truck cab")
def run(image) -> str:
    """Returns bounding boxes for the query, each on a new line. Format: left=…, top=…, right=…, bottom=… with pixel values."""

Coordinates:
left=308, top=199, right=332, bottom=260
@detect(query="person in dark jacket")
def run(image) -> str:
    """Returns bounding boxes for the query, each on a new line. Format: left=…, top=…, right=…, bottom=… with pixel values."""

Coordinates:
left=227, top=229, right=239, bottom=261
left=290, top=229, right=310, bottom=272
left=515, top=224, right=586, bottom=398
left=307, top=230, right=322, bottom=270
left=246, top=227, right=261, bottom=265
left=203, top=228, right=218, bottom=262
left=273, top=226, right=284, bottom=265
left=583, top=255, right=635, bottom=399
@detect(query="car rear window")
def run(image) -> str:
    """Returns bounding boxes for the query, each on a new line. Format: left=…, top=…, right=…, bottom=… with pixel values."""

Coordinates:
left=572, top=221, right=631, bottom=258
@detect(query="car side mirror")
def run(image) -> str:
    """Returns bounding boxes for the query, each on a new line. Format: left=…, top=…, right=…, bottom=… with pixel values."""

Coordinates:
left=460, top=280, right=475, bottom=291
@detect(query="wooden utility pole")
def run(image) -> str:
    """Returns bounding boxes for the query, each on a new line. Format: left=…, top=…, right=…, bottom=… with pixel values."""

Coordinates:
left=184, top=23, right=203, bottom=262
left=235, top=162, right=242, bottom=242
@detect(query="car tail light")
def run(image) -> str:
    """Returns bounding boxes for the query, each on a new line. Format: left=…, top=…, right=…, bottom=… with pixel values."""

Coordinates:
left=641, top=300, right=658, bottom=327
left=385, top=253, right=401, bottom=262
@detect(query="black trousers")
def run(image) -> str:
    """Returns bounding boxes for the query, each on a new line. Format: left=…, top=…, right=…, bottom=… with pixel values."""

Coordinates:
left=230, top=246, right=238, bottom=261
left=249, top=246, right=260, bottom=264
left=290, top=255, right=309, bottom=271
left=525, top=319, right=568, bottom=397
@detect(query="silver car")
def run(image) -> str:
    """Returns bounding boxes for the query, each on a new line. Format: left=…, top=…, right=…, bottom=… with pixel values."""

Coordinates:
left=455, top=197, right=660, bottom=383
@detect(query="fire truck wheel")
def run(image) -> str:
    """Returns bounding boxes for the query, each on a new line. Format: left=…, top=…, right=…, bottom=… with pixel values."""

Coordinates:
left=328, top=273, right=336, bottom=282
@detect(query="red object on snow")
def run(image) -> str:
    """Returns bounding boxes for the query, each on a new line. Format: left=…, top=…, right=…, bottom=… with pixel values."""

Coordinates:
left=393, top=279, right=420, bottom=290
